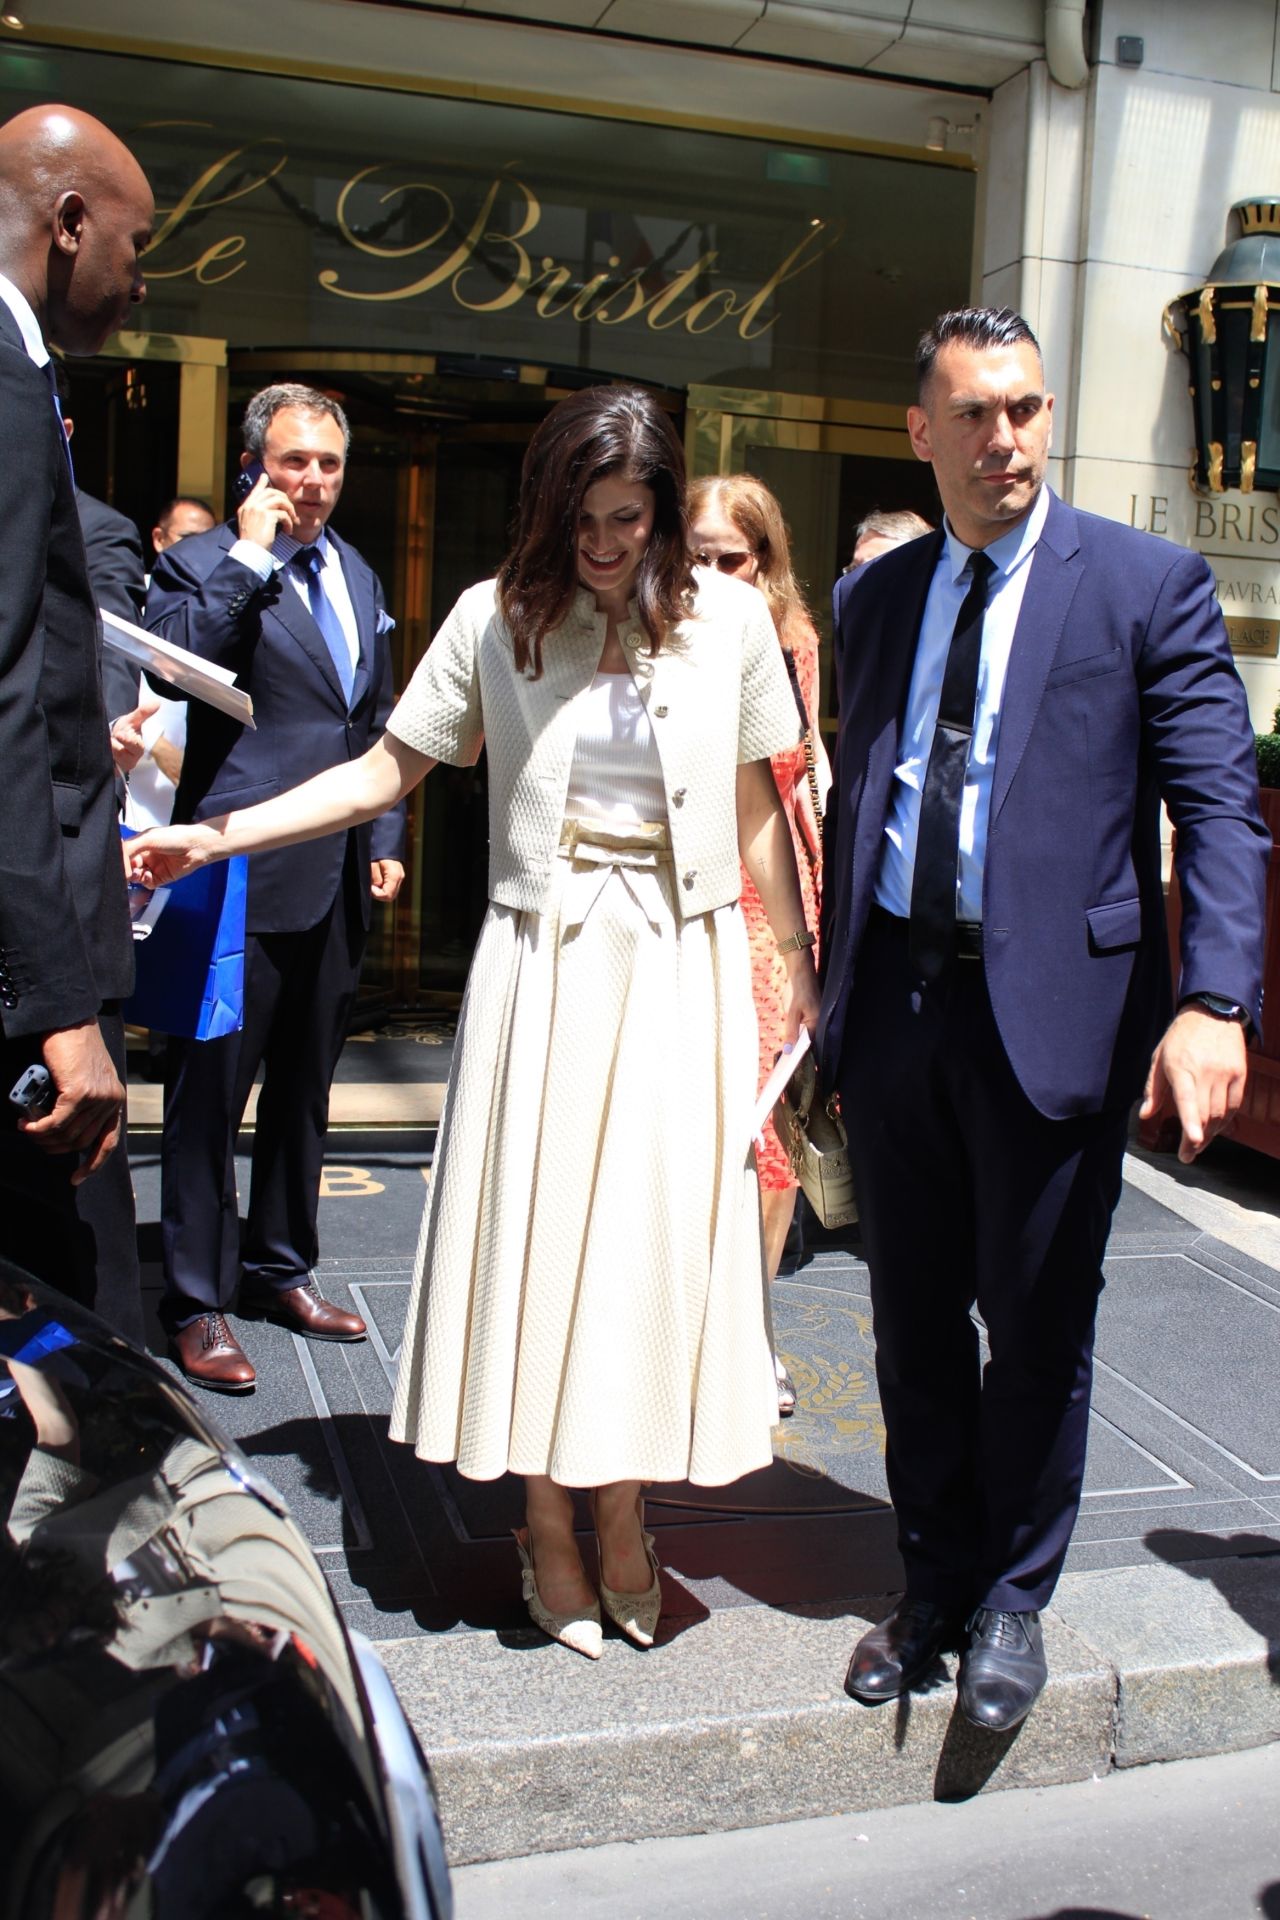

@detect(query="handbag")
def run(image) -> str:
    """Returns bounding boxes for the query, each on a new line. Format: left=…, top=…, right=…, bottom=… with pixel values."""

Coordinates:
left=773, top=1048, right=858, bottom=1229
left=122, top=830, right=248, bottom=1041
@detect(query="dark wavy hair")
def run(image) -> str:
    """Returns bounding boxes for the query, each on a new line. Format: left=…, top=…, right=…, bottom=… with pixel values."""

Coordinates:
left=497, top=385, right=694, bottom=678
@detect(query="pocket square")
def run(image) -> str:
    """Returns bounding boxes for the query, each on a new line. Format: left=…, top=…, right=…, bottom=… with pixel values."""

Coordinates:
left=376, top=608, right=396, bottom=635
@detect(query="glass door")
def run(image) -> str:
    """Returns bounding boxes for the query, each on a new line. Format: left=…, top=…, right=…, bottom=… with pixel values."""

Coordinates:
left=685, top=386, right=938, bottom=737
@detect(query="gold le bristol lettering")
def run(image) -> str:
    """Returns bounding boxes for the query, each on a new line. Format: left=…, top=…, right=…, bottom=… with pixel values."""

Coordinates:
left=319, top=167, right=840, bottom=339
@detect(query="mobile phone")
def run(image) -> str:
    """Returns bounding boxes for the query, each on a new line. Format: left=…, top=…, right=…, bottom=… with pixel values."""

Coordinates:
left=9, top=1064, right=55, bottom=1117
left=233, top=458, right=301, bottom=562
left=233, top=457, right=266, bottom=504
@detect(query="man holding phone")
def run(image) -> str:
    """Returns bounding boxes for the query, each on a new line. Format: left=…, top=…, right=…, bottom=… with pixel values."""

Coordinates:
left=0, top=105, right=153, bottom=1341
left=144, top=383, right=406, bottom=1390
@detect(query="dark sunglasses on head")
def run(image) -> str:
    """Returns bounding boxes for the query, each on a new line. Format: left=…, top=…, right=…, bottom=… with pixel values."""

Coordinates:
left=694, top=549, right=755, bottom=573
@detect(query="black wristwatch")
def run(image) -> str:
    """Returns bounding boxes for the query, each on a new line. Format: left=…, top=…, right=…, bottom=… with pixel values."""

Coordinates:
left=1182, top=991, right=1252, bottom=1030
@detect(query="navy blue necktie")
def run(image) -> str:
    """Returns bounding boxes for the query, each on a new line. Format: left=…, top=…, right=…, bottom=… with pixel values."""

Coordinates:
left=295, top=545, right=353, bottom=706
left=46, top=360, right=74, bottom=483
left=908, top=550, right=995, bottom=982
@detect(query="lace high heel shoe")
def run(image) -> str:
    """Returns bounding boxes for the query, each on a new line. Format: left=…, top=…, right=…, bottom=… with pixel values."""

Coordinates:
left=596, top=1502, right=663, bottom=1648
left=513, top=1527, right=602, bottom=1660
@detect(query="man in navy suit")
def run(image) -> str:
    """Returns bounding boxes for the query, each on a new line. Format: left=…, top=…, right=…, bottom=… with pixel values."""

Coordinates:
left=146, top=384, right=406, bottom=1390
left=822, top=308, right=1268, bottom=1730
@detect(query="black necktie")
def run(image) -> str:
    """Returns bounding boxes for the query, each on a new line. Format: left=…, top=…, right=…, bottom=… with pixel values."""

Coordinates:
left=908, top=550, right=995, bottom=982
left=294, top=545, right=354, bottom=706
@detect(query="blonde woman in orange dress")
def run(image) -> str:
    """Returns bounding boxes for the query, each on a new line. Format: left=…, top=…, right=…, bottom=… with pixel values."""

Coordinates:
left=688, top=474, right=830, bottom=1415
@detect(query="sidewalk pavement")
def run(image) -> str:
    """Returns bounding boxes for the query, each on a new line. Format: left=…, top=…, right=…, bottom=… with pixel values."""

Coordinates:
left=126, top=1033, right=1280, bottom=1865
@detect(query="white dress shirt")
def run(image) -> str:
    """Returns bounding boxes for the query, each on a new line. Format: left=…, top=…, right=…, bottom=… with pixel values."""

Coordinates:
left=228, top=526, right=359, bottom=681
left=0, top=270, right=49, bottom=366
left=876, top=484, right=1051, bottom=924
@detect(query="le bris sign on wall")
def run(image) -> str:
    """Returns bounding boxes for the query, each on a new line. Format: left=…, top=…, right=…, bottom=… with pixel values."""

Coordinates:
left=1128, top=487, right=1280, bottom=661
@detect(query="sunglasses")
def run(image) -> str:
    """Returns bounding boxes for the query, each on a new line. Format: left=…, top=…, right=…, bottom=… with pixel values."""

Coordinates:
left=693, top=549, right=756, bottom=573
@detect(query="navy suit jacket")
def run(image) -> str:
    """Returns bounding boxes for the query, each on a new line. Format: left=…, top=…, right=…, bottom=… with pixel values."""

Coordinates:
left=144, top=522, right=406, bottom=935
left=0, top=307, right=132, bottom=1038
left=818, top=492, right=1270, bottom=1121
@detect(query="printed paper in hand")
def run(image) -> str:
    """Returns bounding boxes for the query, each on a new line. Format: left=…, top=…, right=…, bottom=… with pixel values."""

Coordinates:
left=752, top=1025, right=811, bottom=1144
left=101, top=609, right=255, bottom=728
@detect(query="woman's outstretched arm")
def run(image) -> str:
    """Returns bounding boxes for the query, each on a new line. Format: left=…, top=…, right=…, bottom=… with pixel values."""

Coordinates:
left=127, top=733, right=435, bottom=890
left=736, top=756, right=820, bottom=1044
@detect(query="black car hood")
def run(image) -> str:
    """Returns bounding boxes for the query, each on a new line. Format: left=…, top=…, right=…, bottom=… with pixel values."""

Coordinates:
left=0, top=1259, right=448, bottom=1919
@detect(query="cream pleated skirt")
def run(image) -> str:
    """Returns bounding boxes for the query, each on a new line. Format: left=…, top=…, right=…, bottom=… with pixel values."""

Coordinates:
left=389, top=819, right=779, bottom=1487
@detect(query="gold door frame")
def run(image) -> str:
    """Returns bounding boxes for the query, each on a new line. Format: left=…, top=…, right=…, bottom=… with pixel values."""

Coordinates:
left=102, top=330, right=229, bottom=515
left=685, top=386, right=918, bottom=744
left=685, top=384, right=912, bottom=477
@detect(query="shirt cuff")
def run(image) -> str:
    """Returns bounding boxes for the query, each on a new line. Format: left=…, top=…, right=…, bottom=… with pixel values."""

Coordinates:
left=227, top=538, right=275, bottom=581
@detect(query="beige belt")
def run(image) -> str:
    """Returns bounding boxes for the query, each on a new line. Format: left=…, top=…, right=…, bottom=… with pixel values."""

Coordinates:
left=556, top=817, right=673, bottom=934
left=557, top=817, right=672, bottom=867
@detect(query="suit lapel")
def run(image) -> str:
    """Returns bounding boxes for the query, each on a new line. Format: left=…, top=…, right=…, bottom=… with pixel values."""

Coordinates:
left=265, top=550, right=349, bottom=709
left=991, top=496, right=1083, bottom=823
left=853, top=534, right=941, bottom=908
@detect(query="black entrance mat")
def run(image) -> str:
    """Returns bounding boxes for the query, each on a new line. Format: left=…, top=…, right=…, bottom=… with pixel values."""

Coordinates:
left=128, top=1142, right=1280, bottom=1641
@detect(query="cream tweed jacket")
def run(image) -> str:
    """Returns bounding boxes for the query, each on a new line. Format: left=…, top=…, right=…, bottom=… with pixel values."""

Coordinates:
left=387, top=569, right=801, bottom=920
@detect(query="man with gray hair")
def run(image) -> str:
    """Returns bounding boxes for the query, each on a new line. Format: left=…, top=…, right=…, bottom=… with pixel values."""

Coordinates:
left=145, top=382, right=406, bottom=1390
left=846, top=507, right=934, bottom=573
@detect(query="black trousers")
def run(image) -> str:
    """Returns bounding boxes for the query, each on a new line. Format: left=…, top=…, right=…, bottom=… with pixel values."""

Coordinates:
left=160, top=873, right=365, bottom=1325
left=837, top=909, right=1128, bottom=1612
left=0, top=1006, right=143, bottom=1345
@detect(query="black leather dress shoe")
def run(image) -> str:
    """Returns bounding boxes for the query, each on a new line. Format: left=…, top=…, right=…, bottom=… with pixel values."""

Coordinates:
left=845, top=1598, right=959, bottom=1703
left=957, top=1608, right=1048, bottom=1731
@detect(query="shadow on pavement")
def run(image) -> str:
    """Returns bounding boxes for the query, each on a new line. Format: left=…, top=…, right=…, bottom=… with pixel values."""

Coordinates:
left=1020, top=1910, right=1143, bottom=1919
left=932, top=1705, right=1022, bottom=1800
left=233, top=1410, right=893, bottom=1639
left=1144, top=1528, right=1280, bottom=1683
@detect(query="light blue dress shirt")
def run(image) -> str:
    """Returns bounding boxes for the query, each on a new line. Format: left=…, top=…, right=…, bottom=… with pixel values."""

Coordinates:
left=875, top=484, right=1051, bottom=924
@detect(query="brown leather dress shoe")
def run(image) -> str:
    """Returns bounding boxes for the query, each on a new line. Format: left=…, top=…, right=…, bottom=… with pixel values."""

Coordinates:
left=243, top=1277, right=366, bottom=1342
left=172, top=1313, right=256, bottom=1393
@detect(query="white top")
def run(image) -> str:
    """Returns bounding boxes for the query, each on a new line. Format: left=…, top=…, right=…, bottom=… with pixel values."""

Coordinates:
left=387, top=574, right=799, bottom=920
left=565, top=672, right=667, bottom=826
left=876, top=484, right=1051, bottom=923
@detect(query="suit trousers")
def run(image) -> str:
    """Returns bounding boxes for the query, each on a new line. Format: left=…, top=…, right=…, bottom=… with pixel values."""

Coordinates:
left=837, top=908, right=1128, bottom=1612
left=160, top=856, right=366, bottom=1324
left=0, top=1007, right=143, bottom=1346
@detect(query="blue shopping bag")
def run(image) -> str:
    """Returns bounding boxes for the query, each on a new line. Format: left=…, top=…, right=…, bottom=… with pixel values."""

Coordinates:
left=122, top=830, right=247, bottom=1040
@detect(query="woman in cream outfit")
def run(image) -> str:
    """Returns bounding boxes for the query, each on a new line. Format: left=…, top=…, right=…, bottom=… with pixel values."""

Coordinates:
left=127, top=387, right=821, bottom=1659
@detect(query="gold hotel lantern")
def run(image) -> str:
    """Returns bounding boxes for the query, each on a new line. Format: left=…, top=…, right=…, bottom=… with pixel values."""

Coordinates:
left=1168, top=198, right=1280, bottom=494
